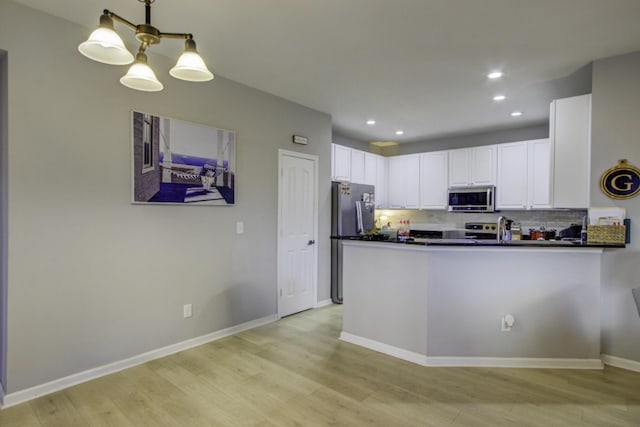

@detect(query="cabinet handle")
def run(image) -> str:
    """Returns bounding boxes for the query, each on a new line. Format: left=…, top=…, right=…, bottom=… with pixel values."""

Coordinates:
left=307, top=240, right=316, bottom=245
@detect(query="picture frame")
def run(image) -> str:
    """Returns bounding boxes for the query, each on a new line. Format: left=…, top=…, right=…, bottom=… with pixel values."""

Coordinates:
left=131, top=111, right=236, bottom=205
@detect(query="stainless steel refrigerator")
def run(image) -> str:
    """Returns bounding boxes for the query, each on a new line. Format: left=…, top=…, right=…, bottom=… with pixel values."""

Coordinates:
left=330, top=181, right=376, bottom=303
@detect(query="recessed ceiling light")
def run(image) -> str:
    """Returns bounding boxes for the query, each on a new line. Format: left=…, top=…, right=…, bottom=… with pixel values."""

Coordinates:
left=488, top=71, right=503, bottom=79
left=395, top=130, right=404, bottom=136
left=511, top=111, right=523, bottom=117
left=366, top=119, right=376, bottom=125
left=493, top=95, right=506, bottom=101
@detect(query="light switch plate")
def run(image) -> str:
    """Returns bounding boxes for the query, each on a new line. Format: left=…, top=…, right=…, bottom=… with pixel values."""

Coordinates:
left=236, top=221, right=244, bottom=234
left=183, top=304, right=193, bottom=318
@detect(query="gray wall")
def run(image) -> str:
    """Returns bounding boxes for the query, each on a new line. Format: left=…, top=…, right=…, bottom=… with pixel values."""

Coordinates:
left=395, top=123, right=550, bottom=155
left=334, top=124, right=550, bottom=156
left=0, top=1, right=332, bottom=394
left=331, top=132, right=370, bottom=151
left=591, top=51, right=640, bottom=362
left=0, top=49, right=7, bottom=395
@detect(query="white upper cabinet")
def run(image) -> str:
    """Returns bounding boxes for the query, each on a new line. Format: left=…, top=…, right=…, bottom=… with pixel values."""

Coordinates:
left=472, top=145, right=497, bottom=185
left=528, top=139, right=551, bottom=209
left=374, top=155, right=388, bottom=208
left=364, top=152, right=377, bottom=186
left=496, top=139, right=550, bottom=210
left=448, top=148, right=471, bottom=186
left=419, top=151, right=449, bottom=209
left=448, top=145, right=497, bottom=186
left=332, top=143, right=351, bottom=181
left=350, top=149, right=366, bottom=184
left=496, top=142, right=529, bottom=209
left=550, top=94, right=591, bottom=208
left=331, top=144, right=387, bottom=207
left=388, top=154, right=420, bottom=209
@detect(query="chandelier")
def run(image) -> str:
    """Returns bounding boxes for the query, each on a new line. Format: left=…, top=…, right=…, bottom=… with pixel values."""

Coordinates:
left=78, top=0, right=213, bottom=92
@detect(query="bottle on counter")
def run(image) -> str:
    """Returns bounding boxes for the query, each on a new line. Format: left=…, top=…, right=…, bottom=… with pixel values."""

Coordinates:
left=581, top=215, right=588, bottom=244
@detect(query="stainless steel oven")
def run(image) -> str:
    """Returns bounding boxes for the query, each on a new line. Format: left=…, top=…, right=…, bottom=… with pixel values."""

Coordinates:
left=448, top=185, right=495, bottom=212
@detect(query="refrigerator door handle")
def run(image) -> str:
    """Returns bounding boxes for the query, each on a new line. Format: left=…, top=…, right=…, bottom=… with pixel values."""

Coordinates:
left=355, top=201, right=364, bottom=234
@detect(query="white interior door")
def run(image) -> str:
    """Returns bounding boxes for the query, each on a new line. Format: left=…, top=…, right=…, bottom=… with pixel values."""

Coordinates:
left=278, top=150, right=318, bottom=317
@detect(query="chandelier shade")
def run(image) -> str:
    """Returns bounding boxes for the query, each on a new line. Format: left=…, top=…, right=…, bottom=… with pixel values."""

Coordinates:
left=78, top=15, right=134, bottom=65
left=77, top=0, right=213, bottom=92
left=170, top=39, right=214, bottom=82
left=120, top=52, right=163, bottom=92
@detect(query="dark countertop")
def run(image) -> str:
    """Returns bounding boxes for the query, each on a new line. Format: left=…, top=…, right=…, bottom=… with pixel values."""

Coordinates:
left=393, top=238, right=625, bottom=249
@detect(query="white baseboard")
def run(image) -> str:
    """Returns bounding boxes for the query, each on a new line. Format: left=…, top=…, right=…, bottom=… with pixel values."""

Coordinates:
left=339, top=332, right=428, bottom=366
left=0, top=314, right=278, bottom=409
left=340, top=331, right=604, bottom=370
left=426, top=357, right=604, bottom=370
left=601, top=354, right=640, bottom=372
left=315, top=299, right=333, bottom=308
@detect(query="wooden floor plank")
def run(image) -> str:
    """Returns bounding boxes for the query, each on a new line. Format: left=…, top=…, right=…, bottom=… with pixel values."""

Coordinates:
left=1, top=304, right=640, bottom=426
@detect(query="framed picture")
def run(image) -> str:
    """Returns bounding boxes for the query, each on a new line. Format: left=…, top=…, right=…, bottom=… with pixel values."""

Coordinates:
left=131, top=111, right=235, bottom=205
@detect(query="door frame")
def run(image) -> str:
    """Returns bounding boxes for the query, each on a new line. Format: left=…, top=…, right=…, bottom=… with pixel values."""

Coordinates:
left=277, top=149, right=319, bottom=318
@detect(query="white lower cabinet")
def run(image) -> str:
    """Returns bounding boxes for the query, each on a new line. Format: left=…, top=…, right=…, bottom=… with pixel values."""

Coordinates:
left=388, top=155, right=420, bottom=209
left=496, top=139, right=550, bottom=210
left=419, top=151, right=448, bottom=209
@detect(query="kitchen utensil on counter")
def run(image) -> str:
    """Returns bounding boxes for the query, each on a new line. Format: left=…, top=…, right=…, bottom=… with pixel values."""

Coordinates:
left=511, top=222, right=522, bottom=240
left=529, top=226, right=556, bottom=240
left=558, top=224, right=582, bottom=239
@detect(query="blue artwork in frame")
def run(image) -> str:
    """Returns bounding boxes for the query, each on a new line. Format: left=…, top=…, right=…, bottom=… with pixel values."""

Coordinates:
left=131, top=111, right=236, bottom=205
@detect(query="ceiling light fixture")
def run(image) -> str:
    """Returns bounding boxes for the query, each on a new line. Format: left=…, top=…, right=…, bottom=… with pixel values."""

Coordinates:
left=78, top=0, right=213, bottom=92
left=395, top=130, right=404, bottom=136
left=366, top=119, right=376, bottom=125
left=511, top=111, right=523, bottom=117
left=488, top=71, right=503, bottom=79
left=493, top=95, right=506, bottom=101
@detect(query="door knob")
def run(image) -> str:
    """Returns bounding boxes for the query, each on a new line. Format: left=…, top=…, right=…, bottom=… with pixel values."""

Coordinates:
left=307, top=240, right=316, bottom=245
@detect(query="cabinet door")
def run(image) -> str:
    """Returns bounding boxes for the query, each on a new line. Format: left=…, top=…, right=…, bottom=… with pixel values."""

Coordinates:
left=388, top=156, right=406, bottom=208
left=350, top=149, right=366, bottom=184
left=364, top=153, right=377, bottom=186
left=375, top=155, right=387, bottom=208
left=404, top=155, right=420, bottom=209
left=448, top=148, right=471, bottom=186
left=551, top=94, right=591, bottom=208
left=332, top=144, right=351, bottom=181
left=496, top=142, right=528, bottom=209
left=388, top=155, right=419, bottom=208
left=528, top=139, right=551, bottom=209
left=472, top=145, right=497, bottom=185
left=419, top=151, right=448, bottom=209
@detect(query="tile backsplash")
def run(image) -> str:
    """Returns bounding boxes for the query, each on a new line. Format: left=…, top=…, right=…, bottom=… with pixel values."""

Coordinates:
left=375, top=209, right=587, bottom=235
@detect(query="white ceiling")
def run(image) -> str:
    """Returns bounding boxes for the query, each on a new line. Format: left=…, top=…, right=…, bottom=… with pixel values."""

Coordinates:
left=14, top=0, right=640, bottom=143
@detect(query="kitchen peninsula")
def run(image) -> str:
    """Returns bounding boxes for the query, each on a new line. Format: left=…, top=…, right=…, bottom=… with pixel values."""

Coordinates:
left=340, top=240, right=618, bottom=369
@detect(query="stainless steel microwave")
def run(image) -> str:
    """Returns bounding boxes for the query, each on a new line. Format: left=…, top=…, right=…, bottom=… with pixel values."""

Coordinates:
left=448, top=185, right=495, bottom=212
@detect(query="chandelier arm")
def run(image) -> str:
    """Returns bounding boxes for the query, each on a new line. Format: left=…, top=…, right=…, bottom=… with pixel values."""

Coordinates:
left=104, top=9, right=138, bottom=32
left=158, top=32, right=193, bottom=40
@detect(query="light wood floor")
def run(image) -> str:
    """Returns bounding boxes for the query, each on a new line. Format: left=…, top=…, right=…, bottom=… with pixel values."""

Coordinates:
left=1, top=304, right=640, bottom=426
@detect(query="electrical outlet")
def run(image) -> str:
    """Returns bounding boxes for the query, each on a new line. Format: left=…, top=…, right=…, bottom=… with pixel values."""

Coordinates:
left=501, top=317, right=511, bottom=332
left=183, top=303, right=193, bottom=318
left=501, top=314, right=515, bottom=332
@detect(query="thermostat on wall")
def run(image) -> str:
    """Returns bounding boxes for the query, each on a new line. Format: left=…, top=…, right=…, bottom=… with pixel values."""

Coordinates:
left=292, top=135, right=308, bottom=145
